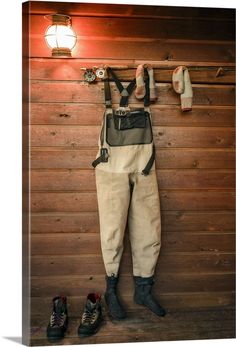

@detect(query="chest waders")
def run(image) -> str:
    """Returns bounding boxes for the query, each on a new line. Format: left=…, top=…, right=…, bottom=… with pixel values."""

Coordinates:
left=92, top=68, right=165, bottom=319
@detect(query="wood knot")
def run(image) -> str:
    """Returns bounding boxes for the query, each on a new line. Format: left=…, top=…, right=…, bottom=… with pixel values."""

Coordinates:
left=176, top=211, right=184, bottom=219
left=206, top=97, right=212, bottom=105
left=216, top=137, right=223, bottom=143
left=59, top=113, right=70, bottom=118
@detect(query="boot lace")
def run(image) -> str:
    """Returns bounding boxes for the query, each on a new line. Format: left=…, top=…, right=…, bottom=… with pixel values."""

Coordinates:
left=50, top=312, right=64, bottom=327
left=82, top=309, right=97, bottom=325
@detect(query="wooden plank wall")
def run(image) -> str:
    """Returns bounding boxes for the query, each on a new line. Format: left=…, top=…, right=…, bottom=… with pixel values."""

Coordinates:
left=28, top=1, right=235, bottom=321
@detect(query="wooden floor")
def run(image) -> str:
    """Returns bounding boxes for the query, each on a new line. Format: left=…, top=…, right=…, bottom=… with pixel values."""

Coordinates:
left=30, top=305, right=235, bottom=346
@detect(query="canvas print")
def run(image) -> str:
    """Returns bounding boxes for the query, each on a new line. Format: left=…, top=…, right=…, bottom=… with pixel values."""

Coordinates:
left=22, top=1, right=235, bottom=346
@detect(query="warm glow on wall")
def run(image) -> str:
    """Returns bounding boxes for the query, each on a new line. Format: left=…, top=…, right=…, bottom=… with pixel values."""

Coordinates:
left=44, top=14, right=77, bottom=57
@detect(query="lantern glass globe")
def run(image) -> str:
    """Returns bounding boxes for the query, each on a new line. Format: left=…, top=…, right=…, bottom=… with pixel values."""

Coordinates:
left=45, top=24, right=77, bottom=50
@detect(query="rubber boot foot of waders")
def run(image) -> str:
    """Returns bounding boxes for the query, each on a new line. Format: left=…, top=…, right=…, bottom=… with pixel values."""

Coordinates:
left=105, top=275, right=127, bottom=319
left=134, top=276, right=166, bottom=317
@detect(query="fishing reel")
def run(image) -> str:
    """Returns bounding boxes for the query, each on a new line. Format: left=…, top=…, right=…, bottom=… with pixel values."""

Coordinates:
left=95, top=68, right=106, bottom=79
left=81, top=67, right=107, bottom=83
left=83, top=69, right=96, bottom=83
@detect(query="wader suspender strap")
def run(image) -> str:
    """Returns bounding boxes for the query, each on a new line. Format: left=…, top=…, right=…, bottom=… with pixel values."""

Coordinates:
left=142, top=68, right=155, bottom=175
left=92, top=72, right=112, bottom=168
left=92, top=146, right=108, bottom=168
left=142, top=145, right=155, bottom=175
left=104, top=78, right=112, bottom=108
left=144, top=68, right=150, bottom=107
left=91, top=103, right=108, bottom=168
left=107, top=67, right=136, bottom=107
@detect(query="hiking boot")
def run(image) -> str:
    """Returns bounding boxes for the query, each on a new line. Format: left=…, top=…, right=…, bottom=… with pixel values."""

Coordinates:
left=134, top=276, right=166, bottom=317
left=105, top=275, right=126, bottom=319
left=46, top=296, right=68, bottom=341
left=78, top=293, right=103, bottom=337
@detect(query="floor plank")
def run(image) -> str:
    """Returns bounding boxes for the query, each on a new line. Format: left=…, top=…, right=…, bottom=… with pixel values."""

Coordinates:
left=30, top=307, right=235, bottom=345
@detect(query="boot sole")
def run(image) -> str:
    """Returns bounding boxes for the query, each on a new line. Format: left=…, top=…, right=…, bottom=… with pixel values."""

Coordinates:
left=47, top=323, right=68, bottom=341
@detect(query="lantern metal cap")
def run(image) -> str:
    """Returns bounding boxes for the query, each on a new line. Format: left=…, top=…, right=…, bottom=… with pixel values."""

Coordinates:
left=52, top=48, right=72, bottom=57
left=44, top=14, right=71, bottom=26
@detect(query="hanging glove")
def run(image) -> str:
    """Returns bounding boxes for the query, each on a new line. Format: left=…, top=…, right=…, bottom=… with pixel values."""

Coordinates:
left=135, top=64, right=157, bottom=102
left=135, top=64, right=146, bottom=99
left=172, top=66, right=193, bottom=111
left=146, top=64, right=157, bottom=102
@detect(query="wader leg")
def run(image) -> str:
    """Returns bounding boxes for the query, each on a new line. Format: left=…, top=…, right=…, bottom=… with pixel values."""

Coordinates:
left=128, top=170, right=161, bottom=277
left=95, top=169, right=131, bottom=277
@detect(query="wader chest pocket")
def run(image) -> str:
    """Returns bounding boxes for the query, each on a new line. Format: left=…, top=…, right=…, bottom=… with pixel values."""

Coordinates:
left=106, top=110, right=153, bottom=147
left=114, top=110, right=147, bottom=130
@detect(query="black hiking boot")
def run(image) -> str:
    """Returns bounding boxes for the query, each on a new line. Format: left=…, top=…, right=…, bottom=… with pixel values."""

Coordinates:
left=78, top=293, right=103, bottom=337
left=105, top=274, right=126, bottom=319
left=134, top=276, right=166, bottom=317
left=46, top=296, right=68, bottom=341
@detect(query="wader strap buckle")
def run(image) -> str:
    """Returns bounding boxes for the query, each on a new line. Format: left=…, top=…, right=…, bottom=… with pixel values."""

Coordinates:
left=142, top=145, right=155, bottom=176
left=92, top=148, right=109, bottom=168
left=121, top=89, right=129, bottom=97
left=115, top=108, right=128, bottom=116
